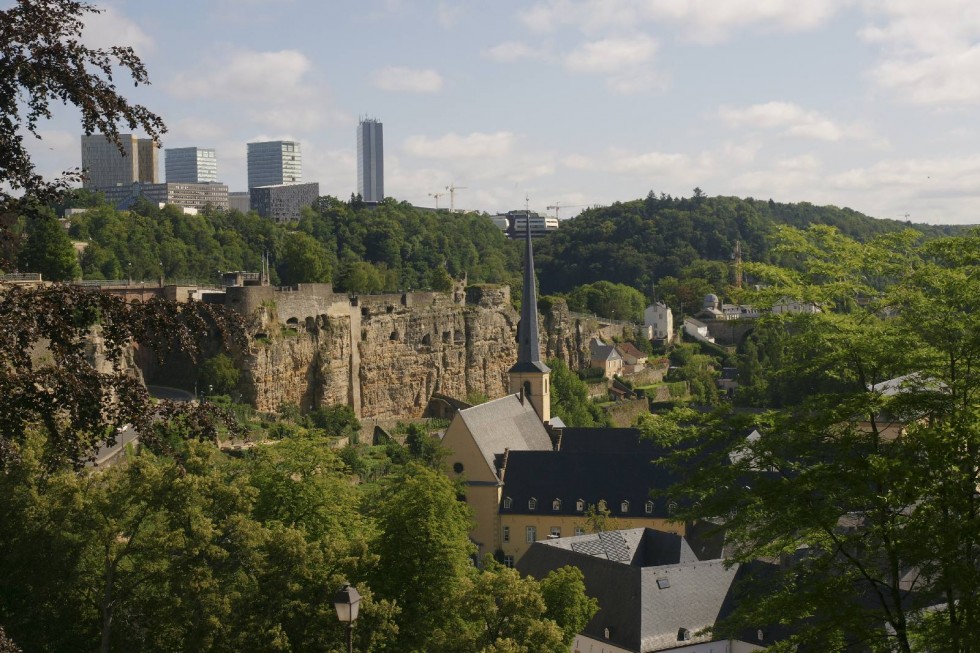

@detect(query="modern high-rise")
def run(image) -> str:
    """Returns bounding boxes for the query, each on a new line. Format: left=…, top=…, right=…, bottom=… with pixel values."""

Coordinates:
left=165, top=147, right=217, bottom=183
left=357, top=118, right=384, bottom=202
left=247, top=140, right=302, bottom=190
left=81, top=134, right=158, bottom=188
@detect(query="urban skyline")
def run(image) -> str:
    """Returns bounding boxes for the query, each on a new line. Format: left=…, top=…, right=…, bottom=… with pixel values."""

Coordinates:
left=24, top=1, right=980, bottom=224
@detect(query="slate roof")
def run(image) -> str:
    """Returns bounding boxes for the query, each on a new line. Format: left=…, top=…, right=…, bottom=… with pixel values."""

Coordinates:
left=457, top=394, right=554, bottom=476
left=518, top=528, right=739, bottom=653
left=590, top=339, right=622, bottom=362
left=500, top=428, right=680, bottom=519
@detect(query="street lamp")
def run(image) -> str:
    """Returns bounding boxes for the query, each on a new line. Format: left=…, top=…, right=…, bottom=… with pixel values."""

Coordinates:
left=333, top=584, right=361, bottom=653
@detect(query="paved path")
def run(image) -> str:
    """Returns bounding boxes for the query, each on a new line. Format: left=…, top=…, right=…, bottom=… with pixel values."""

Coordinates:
left=90, top=385, right=195, bottom=466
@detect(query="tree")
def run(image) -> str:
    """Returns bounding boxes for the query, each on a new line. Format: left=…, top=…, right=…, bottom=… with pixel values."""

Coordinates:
left=370, top=463, right=474, bottom=650
left=16, top=210, right=81, bottom=280
left=650, top=226, right=980, bottom=652
left=278, top=232, right=330, bottom=285
left=307, top=403, right=360, bottom=440
left=198, top=352, right=239, bottom=396
left=539, top=566, right=599, bottom=645
left=548, top=358, right=610, bottom=427
left=0, top=0, right=165, bottom=266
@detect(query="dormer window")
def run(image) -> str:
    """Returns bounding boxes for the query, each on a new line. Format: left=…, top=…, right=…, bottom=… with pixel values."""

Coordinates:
left=620, top=500, right=629, bottom=514
left=529, top=497, right=538, bottom=511
left=552, top=498, right=561, bottom=511
left=645, top=500, right=654, bottom=515
left=576, top=499, right=585, bottom=512
left=598, top=499, right=607, bottom=512
left=668, top=500, right=678, bottom=515
left=502, top=497, right=512, bottom=510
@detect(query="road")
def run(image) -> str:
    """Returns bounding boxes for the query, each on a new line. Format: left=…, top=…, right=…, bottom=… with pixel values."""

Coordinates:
left=89, top=385, right=195, bottom=466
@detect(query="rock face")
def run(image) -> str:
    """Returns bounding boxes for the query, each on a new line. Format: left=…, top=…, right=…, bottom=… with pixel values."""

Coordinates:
left=232, top=283, right=602, bottom=420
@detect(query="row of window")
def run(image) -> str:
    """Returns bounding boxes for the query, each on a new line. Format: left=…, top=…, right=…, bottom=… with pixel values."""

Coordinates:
left=502, top=496, right=676, bottom=515
left=502, top=525, right=587, bottom=545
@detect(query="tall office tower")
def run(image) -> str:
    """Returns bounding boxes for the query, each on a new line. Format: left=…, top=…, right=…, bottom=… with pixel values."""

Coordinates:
left=247, top=140, right=302, bottom=189
left=165, top=147, right=218, bottom=183
left=357, top=118, right=384, bottom=202
left=81, top=133, right=158, bottom=188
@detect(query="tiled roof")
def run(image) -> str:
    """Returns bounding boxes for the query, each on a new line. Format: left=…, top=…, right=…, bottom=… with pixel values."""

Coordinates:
left=458, top=393, right=554, bottom=476
left=518, top=528, right=740, bottom=653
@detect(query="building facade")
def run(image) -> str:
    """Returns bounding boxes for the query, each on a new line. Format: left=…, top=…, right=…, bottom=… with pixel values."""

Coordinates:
left=165, top=147, right=218, bottom=183
left=250, top=182, right=319, bottom=222
left=228, top=191, right=251, bottom=213
left=101, top=182, right=229, bottom=211
left=81, top=134, right=158, bottom=188
left=491, top=210, right=559, bottom=238
left=644, top=302, right=674, bottom=342
left=247, top=140, right=302, bottom=189
left=357, top=118, right=384, bottom=203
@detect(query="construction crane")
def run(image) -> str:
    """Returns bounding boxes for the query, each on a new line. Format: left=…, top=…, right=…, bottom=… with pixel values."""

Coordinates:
left=446, top=183, right=468, bottom=213
left=428, top=191, right=445, bottom=210
left=546, top=203, right=587, bottom=218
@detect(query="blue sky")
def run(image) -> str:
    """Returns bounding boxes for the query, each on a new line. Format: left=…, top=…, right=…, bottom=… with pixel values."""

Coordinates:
left=21, top=0, right=980, bottom=223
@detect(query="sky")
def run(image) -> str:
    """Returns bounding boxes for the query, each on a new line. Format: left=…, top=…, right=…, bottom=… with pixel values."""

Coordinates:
left=19, top=0, right=980, bottom=224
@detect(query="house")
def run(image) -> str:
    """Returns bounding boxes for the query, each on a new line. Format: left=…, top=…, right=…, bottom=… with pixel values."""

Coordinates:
left=683, top=317, right=715, bottom=344
left=519, top=528, right=771, bottom=653
left=644, top=302, right=674, bottom=343
left=496, top=429, right=686, bottom=565
left=699, top=294, right=760, bottom=321
left=591, top=338, right=624, bottom=379
left=616, top=342, right=648, bottom=374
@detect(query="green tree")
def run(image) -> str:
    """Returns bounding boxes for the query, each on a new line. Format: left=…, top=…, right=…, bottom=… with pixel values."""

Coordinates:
left=405, top=422, right=447, bottom=468
left=307, top=403, right=360, bottom=440
left=198, top=352, right=239, bottom=396
left=540, top=566, right=599, bottom=645
left=279, top=231, right=330, bottom=285
left=548, top=358, right=610, bottom=427
left=16, top=211, right=80, bottom=280
left=651, top=226, right=980, bottom=652
left=566, top=280, right=646, bottom=321
left=371, top=463, right=474, bottom=650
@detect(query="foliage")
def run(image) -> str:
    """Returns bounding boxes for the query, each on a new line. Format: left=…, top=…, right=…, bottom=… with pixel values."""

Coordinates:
left=370, top=463, right=474, bottom=651
left=584, top=503, right=611, bottom=533
left=279, top=231, right=331, bottom=285
left=430, top=559, right=567, bottom=653
left=404, top=423, right=447, bottom=468
left=16, top=209, right=80, bottom=280
left=666, top=343, right=720, bottom=405
left=198, top=352, right=239, bottom=396
left=549, top=358, right=611, bottom=427
left=565, top=280, right=646, bottom=321
left=0, top=0, right=165, bottom=268
left=649, top=226, right=980, bottom=652
left=539, top=566, right=600, bottom=644
left=307, top=404, right=360, bottom=440
left=0, top=284, right=246, bottom=469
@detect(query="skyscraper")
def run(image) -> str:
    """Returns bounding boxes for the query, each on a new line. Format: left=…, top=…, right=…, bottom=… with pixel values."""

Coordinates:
left=357, top=118, right=384, bottom=202
left=247, top=140, right=302, bottom=190
left=165, top=147, right=217, bottom=183
left=81, top=134, right=158, bottom=188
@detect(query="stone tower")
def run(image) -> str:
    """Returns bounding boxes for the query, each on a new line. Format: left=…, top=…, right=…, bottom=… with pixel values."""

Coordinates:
left=508, top=218, right=551, bottom=422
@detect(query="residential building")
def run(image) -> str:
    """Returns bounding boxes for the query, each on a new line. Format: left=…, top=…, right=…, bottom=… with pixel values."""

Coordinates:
left=699, top=294, right=760, bottom=321
left=644, top=302, right=674, bottom=343
left=590, top=338, right=624, bottom=379
left=519, top=528, right=772, bottom=653
left=165, top=147, right=217, bottom=183
left=247, top=140, right=302, bottom=189
left=81, top=133, right=158, bottom=188
left=357, top=118, right=384, bottom=202
left=683, top=317, right=715, bottom=344
left=250, top=182, right=319, bottom=222
left=616, top=342, right=648, bottom=374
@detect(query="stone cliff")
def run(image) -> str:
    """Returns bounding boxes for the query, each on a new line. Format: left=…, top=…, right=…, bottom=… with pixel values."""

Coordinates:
left=231, top=283, right=600, bottom=420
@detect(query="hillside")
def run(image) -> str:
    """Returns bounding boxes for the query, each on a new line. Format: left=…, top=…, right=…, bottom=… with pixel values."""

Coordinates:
left=535, top=193, right=967, bottom=298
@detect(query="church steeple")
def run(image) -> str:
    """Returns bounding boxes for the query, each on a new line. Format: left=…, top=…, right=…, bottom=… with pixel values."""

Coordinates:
left=509, top=214, right=551, bottom=422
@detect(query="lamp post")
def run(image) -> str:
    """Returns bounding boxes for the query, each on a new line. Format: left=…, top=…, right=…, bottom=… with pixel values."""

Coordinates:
left=333, top=584, right=361, bottom=653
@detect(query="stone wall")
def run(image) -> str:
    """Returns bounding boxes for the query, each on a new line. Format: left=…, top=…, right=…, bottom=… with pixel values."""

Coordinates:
left=229, top=283, right=602, bottom=420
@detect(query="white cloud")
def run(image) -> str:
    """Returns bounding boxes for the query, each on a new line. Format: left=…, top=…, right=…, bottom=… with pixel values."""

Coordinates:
left=564, top=34, right=657, bottom=73
left=169, top=49, right=312, bottom=101
left=484, top=41, right=549, bottom=63
left=719, top=102, right=845, bottom=141
left=403, top=131, right=516, bottom=159
left=372, top=67, right=444, bottom=93
left=82, top=4, right=154, bottom=55
left=860, top=1, right=980, bottom=104
left=521, top=0, right=844, bottom=42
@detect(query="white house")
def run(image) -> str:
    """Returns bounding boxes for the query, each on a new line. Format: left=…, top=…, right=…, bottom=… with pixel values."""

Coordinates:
left=644, top=302, right=674, bottom=343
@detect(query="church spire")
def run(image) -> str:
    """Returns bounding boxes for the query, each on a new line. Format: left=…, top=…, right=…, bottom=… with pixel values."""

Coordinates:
left=511, top=214, right=550, bottom=374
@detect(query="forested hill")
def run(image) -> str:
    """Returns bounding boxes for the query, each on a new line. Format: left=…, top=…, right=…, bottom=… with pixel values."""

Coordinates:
left=534, top=193, right=968, bottom=296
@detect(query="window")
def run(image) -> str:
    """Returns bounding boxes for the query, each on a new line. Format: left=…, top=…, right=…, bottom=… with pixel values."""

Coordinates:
left=452, top=462, right=464, bottom=474
left=502, top=497, right=512, bottom=510
left=502, top=526, right=510, bottom=543
left=576, top=499, right=585, bottom=512
left=645, top=500, right=654, bottom=514
left=575, top=527, right=585, bottom=536
left=668, top=500, right=678, bottom=515
left=528, top=497, right=537, bottom=511
left=526, top=526, right=537, bottom=543
left=620, top=500, right=629, bottom=514
left=550, top=526, right=561, bottom=538
left=504, top=555, right=515, bottom=568
left=598, top=499, right=607, bottom=511
left=552, top=498, right=561, bottom=511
